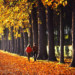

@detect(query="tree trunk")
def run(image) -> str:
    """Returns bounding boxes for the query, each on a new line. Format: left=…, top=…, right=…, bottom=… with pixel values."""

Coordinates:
left=3, top=28, right=9, bottom=51
left=70, top=0, right=75, bottom=67
left=14, top=38, right=17, bottom=53
left=29, top=14, right=33, bottom=47
left=57, top=25, right=60, bottom=46
left=29, top=28, right=33, bottom=47
left=16, top=29, right=20, bottom=54
left=0, top=40, right=1, bottom=49
left=32, top=4, right=38, bottom=46
left=20, top=29, right=24, bottom=55
left=47, top=6, right=57, bottom=61
left=9, top=40, right=12, bottom=53
left=17, top=37, right=20, bottom=54
left=1, top=36, right=5, bottom=50
left=4, top=28, right=7, bottom=51
left=24, top=32, right=28, bottom=56
left=38, top=0, right=48, bottom=60
left=0, top=40, right=2, bottom=50
left=60, top=7, right=64, bottom=63
left=11, top=27, right=14, bottom=53
left=5, top=28, right=9, bottom=51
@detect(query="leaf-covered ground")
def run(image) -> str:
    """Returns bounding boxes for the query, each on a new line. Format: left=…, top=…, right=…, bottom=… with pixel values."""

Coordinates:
left=0, top=50, right=75, bottom=75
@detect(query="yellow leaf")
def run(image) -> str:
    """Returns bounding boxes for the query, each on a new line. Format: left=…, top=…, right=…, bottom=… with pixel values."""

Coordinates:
left=18, top=34, right=21, bottom=37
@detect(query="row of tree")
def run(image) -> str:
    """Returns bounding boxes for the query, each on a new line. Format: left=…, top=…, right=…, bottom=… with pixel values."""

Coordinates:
left=0, top=0, right=75, bottom=67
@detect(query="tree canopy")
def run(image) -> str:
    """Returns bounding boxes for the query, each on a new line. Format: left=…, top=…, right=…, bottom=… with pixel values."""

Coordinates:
left=0, top=0, right=31, bottom=39
left=0, top=0, right=68, bottom=39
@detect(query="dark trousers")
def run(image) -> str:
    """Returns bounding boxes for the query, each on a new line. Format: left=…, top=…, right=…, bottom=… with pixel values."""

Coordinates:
left=33, top=52, right=38, bottom=61
left=27, top=53, right=31, bottom=62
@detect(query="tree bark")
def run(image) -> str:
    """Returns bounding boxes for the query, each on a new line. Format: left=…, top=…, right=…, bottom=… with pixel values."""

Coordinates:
left=1, top=36, right=5, bottom=50
left=4, top=28, right=9, bottom=51
left=32, top=4, right=38, bottom=46
left=17, top=37, right=20, bottom=54
left=14, top=38, right=17, bottom=53
left=37, top=0, right=48, bottom=60
left=20, top=29, right=24, bottom=55
left=11, top=27, right=14, bottom=53
left=0, top=40, right=1, bottom=49
left=60, top=7, right=64, bottom=63
left=70, top=0, right=75, bottom=67
left=47, top=6, right=57, bottom=61
left=4, top=28, right=7, bottom=51
left=16, top=29, right=20, bottom=54
left=24, top=32, right=28, bottom=56
left=29, top=28, right=33, bottom=47
left=28, top=14, right=33, bottom=47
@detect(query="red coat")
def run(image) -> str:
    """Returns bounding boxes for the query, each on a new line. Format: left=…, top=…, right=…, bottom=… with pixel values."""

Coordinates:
left=25, top=47, right=32, bottom=53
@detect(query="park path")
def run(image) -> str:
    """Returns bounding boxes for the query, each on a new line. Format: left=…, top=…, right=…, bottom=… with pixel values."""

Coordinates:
left=0, top=50, right=75, bottom=75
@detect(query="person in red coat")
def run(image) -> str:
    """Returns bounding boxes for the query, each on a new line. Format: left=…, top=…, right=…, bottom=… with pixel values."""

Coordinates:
left=25, top=45, right=32, bottom=62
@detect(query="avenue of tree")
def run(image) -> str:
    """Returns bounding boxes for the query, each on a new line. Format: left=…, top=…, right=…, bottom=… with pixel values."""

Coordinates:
left=0, top=0, right=75, bottom=67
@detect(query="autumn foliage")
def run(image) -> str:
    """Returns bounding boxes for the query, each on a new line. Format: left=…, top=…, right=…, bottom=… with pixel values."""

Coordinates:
left=0, top=0, right=68, bottom=39
left=0, top=0, right=30, bottom=39
left=0, top=50, right=75, bottom=75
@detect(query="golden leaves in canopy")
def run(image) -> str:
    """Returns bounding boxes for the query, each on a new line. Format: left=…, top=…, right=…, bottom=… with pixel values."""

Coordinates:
left=0, top=0, right=68, bottom=39
left=42, top=0, right=67, bottom=8
left=0, top=0, right=30, bottom=39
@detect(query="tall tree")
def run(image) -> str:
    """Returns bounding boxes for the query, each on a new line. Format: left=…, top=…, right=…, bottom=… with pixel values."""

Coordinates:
left=1, top=36, right=5, bottom=50
left=32, top=4, right=38, bottom=46
left=0, top=40, right=1, bottom=49
left=37, top=0, right=48, bottom=59
left=20, top=28, right=24, bottom=55
left=47, top=6, right=57, bottom=61
left=24, top=32, right=28, bottom=56
left=11, top=27, right=14, bottom=53
left=59, top=6, right=64, bottom=63
left=14, top=38, right=17, bottom=53
left=5, top=28, right=9, bottom=52
left=4, top=28, right=8, bottom=51
left=17, top=29, right=20, bottom=54
left=29, top=14, right=33, bottom=47
left=70, top=0, right=75, bottom=67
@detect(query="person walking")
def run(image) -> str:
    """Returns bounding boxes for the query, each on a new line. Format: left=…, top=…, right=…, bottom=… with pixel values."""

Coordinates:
left=33, top=44, right=38, bottom=61
left=25, top=45, right=32, bottom=62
